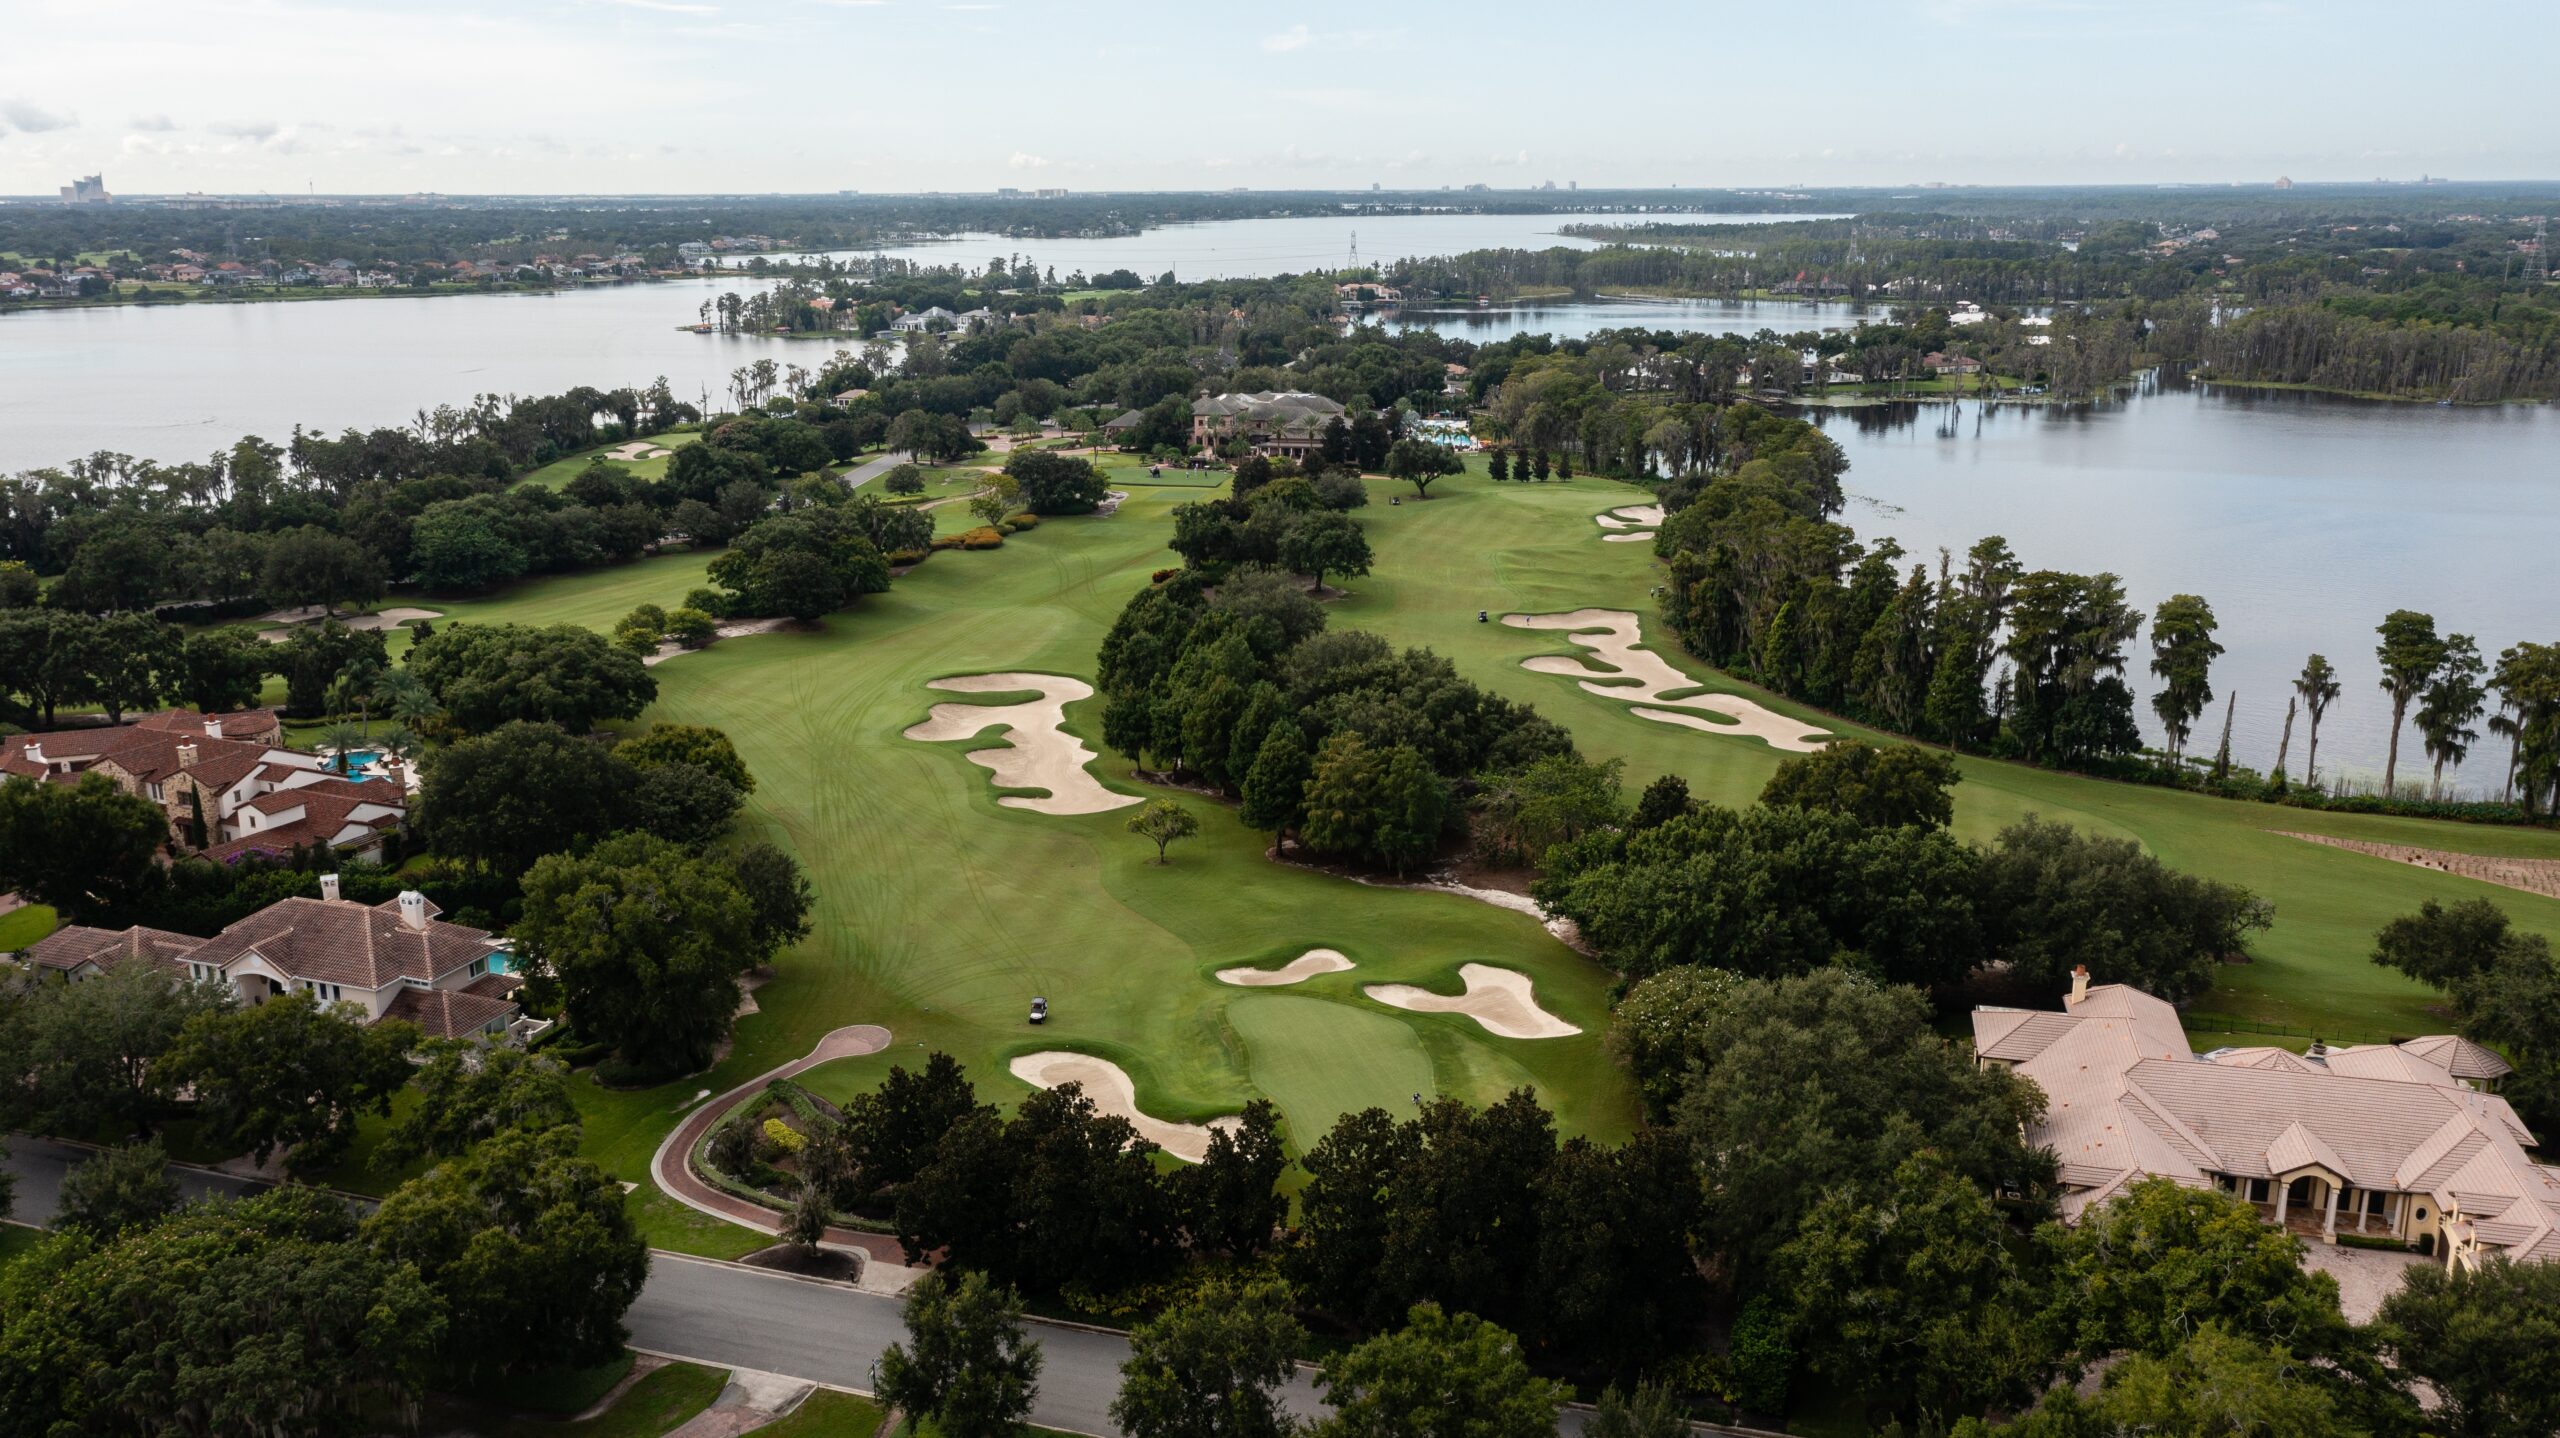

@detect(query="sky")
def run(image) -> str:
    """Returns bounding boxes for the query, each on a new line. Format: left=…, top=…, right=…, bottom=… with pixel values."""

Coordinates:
left=2, top=0, right=2553, bottom=195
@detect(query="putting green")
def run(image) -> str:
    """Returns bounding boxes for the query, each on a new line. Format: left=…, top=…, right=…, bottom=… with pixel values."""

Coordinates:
left=418, top=456, right=2560, bottom=1256
left=1227, top=995, right=1438, bottom=1146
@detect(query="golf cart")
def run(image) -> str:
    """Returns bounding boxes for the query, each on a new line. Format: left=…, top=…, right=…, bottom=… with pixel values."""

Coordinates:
left=1029, top=996, right=1049, bottom=1025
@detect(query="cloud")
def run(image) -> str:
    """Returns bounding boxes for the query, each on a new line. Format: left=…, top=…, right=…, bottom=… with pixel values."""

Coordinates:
left=1487, top=148, right=1532, bottom=167
left=210, top=119, right=282, bottom=142
left=1260, top=24, right=1398, bottom=53
left=1261, top=23, right=1313, bottom=51
left=130, top=113, right=179, bottom=132
left=1008, top=151, right=1048, bottom=169
left=602, top=0, right=721, bottom=12
left=0, top=99, right=78, bottom=135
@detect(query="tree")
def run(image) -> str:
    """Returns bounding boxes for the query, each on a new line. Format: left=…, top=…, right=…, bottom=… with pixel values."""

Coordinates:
left=1996, top=1325, right=2364, bottom=1438
left=1311, top=1304, right=1565, bottom=1438
left=1383, top=438, right=1463, bottom=498
left=1629, top=773, right=1694, bottom=830
left=260, top=525, right=387, bottom=614
left=378, top=1043, right=579, bottom=1168
left=1586, top=1382, right=1688, bottom=1438
left=666, top=606, right=719, bottom=648
left=86, top=613, right=180, bottom=723
left=1472, top=753, right=1625, bottom=864
left=1005, top=449, right=1108, bottom=514
left=785, top=1179, right=831, bottom=1252
left=2417, top=633, right=2487, bottom=798
left=2043, top=1177, right=2356, bottom=1365
left=2294, top=653, right=2342, bottom=791
left=2147, top=593, right=2222, bottom=766
left=1975, top=814, right=2272, bottom=1002
left=1278, top=510, right=1373, bottom=593
left=631, top=760, right=747, bottom=847
left=1757, top=741, right=1959, bottom=829
left=1487, top=449, right=1510, bottom=482
left=1112, top=1279, right=1305, bottom=1438
left=2378, top=1257, right=2560, bottom=1438
left=967, top=492, right=1012, bottom=530
left=156, top=991, right=419, bottom=1176
left=406, top=621, right=656, bottom=734
left=1127, top=797, right=1200, bottom=864
left=363, top=1126, right=647, bottom=1377
left=54, top=1139, right=182, bottom=1238
left=515, top=831, right=759, bottom=1074
left=408, top=500, right=531, bottom=592
left=731, top=840, right=817, bottom=959
left=1777, top=1151, right=2059, bottom=1421
left=272, top=620, right=388, bottom=717
left=0, top=772, right=168, bottom=922
left=1237, top=719, right=1312, bottom=842
left=2371, top=897, right=2519, bottom=992
left=883, top=462, right=926, bottom=495
left=1176, top=1099, right=1287, bottom=1258
left=0, top=1189, right=444, bottom=1438
left=877, top=1270, right=1043, bottom=1438
left=10, top=959, right=230, bottom=1140
left=172, top=625, right=273, bottom=713
left=2375, top=609, right=2449, bottom=796
left=1527, top=1129, right=1705, bottom=1374
left=419, top=720, right=636, bottom=874
left=843, top=1052, right=992, bottom=1205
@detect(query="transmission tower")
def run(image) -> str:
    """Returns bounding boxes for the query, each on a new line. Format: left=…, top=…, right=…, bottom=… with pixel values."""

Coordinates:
left=1347, top=230, right=1359, bottom=274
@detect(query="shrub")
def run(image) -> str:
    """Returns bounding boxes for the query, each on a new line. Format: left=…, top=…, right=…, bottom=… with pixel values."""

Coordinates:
left=929, top=534, right=964, bottom=552
left=1005, top=512, right=1040, bottom=530
left=665, top=607, right=719, bottom=648
left=885, top=547, right=930, bottom=565
left=957, top=526, right=1005, bottom=550
left=763, top=1116, right=808, bottom=1154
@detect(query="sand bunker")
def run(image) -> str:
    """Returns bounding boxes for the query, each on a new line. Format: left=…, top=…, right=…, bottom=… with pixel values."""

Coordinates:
left=1362, top=963, right=1580, bottom=1040
left=1503, top=609, right=1830, bottom=752
left=605, top=440, right=674, bottom=461
left=256, top=606, right=443, bottom=642
left=1216, top=948, right=1355, bottom=987
left=902, top=673, right=1140, bottom=815
left=1593, top=503, right=1664, bottom=543
left=1009, top=1052, right=1241, bottom=1163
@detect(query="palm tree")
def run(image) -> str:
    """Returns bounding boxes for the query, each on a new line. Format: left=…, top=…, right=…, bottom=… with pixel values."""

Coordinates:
left=375, top=723, right=423, bottom=784
left=375, top=668, right=439, bottom=730
left=318, top=721, right=366, bottom=775
left=2295, top=654, right=2341, bottom=792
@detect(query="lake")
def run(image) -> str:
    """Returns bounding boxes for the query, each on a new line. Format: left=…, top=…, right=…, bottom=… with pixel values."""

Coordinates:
left=1370, top=294, right=1894, bottom=342
left=1812, top=379, right=2560, bottom=789
left=720, top=210, right=1840, bottom=282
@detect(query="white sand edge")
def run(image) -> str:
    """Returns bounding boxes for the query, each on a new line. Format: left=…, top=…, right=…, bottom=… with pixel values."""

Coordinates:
left=1008, top=1052, right=1241, bottom=1163
left=1362, top=962, right=1581, bottom=1040
left=1216, top=947, right=1355, bottom=987
left=1504, top=609, right=1830, bottom=753
left=902, top=672, right=1141, bottom=815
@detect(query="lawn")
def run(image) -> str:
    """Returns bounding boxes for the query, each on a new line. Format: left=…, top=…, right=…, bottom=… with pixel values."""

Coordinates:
left=754, top=1390, right=886, bottom=1438
left=519, top=432, right=703, bottom=491
left=382, top=457, right=2558, bottom=1257
left=0, top=903, right=59, bottom=952
left=427, top=1360, right=727, bottom=1438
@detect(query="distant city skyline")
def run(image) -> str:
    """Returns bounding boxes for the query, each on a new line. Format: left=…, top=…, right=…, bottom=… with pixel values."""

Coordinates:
left=3, top=0, right=2554, bottom=195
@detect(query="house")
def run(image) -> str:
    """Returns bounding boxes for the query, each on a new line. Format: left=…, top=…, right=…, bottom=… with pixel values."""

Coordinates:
left=1946, top=301, right=1991, bottom=326
left=1923, top=351, right=1984, bottom=376
left=1977, top=969, right=2558, bottom=1270
left=22, top=882, right=523, bottom=1041
left=892, top=305, right=959, bottom=333
left=1, top=709, right=406, bottom=861
left=1188, top=391, right=1348, bottom=459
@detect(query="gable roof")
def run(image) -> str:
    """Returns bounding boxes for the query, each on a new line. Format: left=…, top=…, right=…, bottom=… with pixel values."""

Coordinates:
left=179, top=895, right=498, bottom=990
left=22, top=923, right=203, bottom=972
left=2395, top=1034, right=2516, bottom=1083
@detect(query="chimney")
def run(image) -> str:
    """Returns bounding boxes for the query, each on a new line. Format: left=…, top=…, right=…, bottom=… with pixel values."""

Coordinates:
left=2069, top=965, right=2090, bottom=1004
left=397, top=890, right=429, bottom=932
left=24, top=742, right=44, bottom=768
left=319, top=873, right=342, bottom=903
left=204, top=718, right=224, bottom=740
left=177, top=743, right=199, bottom=769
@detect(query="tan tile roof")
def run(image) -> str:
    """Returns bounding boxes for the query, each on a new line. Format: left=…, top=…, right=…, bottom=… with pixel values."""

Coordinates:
left=22, top=923, right=203, bottom=972
left=381, top=983, right=518, bottom=1039
left=133, top=708, right=282, bottom=742
left=180, top=895, right=497, bottom=990
left=2396, top=1034, right=2516, bottom=1082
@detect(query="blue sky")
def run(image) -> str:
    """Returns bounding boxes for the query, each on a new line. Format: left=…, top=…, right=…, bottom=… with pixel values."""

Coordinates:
left=2, top=0, right=2551, bottom=194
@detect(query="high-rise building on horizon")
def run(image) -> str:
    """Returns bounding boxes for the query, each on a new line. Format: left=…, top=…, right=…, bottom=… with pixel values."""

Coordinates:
left=59, top=173, right=111, bottom=204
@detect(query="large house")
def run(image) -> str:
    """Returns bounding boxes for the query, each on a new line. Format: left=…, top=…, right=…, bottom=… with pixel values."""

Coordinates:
left=0, top=708, right=408, bottom=863
left=22, top=880, right=523, bottom=1041
left=1977, top=969, right=2557, bottom=1270
left=1187, top=391, right=1348, bottom=459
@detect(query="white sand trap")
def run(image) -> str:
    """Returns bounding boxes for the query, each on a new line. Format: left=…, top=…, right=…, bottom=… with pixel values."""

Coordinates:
left=1593, top=503, right=1664, bottom=543
left=1504, top=609, right=1830, bottom=753
left=902, top=673, right=1140, bottom=815
left=1216, top=948, right=1355, bottom=987
left=604, top=440, right=674, bottom=462
left=1363, top=963, right=1580, bottom=1040
left=1009, top=1052, right=1240, bottom=1163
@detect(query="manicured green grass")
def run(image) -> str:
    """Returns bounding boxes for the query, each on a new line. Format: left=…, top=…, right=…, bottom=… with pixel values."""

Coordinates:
left=520, top=432, right=703, bottom=491
left=0, top=903, right=59, bottom=952
left=754, top=1390, right=885, bottom=1438
left=384, top=456, right=2558, bottom=1257
left=433, top=1359, right=727, bottom=1438
left=463, top=1350, right=638, bottom=1416
left=0, top=1225, right=46, bottom=1277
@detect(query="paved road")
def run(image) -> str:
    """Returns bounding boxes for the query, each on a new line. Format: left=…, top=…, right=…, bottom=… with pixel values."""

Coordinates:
left=628, top=1254, right=1329, bottom=1436
left=841, top=450, right=912, bottom=489
left=4, top=1134, right=270, bottom=1225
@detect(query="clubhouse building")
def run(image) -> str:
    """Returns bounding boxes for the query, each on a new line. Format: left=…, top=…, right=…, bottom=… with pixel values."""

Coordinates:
left=1976, top=968, right=2557, bottom=1270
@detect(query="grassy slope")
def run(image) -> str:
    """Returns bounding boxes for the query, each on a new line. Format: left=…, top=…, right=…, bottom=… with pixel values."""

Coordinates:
left=519, top=432, right=703, bottom=491
left=752, top=1390, right=886, bottom=1438
left=418, top=457, right=2555, bottom=1253
left=0, top=904, right=60, bottom=952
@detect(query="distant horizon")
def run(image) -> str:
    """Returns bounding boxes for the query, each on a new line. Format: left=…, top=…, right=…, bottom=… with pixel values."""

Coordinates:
left=4, top=0, right=2553, bottom=194
left=9, top=178, right=2559, bottom=205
